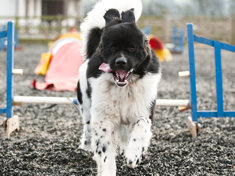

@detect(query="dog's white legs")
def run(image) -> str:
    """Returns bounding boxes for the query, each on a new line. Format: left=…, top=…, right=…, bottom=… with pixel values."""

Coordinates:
left=91, top=120, right=116, bottom=176
left=79, top=109, right=92, bottom=151
left=119, top=126, right=129, bottom=155
left=125, top=118, right=152, bottom=168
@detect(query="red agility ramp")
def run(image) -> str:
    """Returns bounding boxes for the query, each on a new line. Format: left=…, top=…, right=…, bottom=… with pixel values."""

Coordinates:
left=33, top=38, right=83, bottom=91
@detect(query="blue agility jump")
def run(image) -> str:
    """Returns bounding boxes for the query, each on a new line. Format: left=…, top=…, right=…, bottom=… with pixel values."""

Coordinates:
left=187, top=23, right=235, bottom=125
left=0, top=21, right=14, bottom=119
left=0, top=21, right=78, bottom=137
left=0, top=21, right=20, bottom=137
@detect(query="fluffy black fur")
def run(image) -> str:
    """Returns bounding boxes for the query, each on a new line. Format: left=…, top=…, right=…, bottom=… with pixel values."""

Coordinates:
left=86, top=27, right=103, bottom=58
left=85, top=9, right=159, bottom=80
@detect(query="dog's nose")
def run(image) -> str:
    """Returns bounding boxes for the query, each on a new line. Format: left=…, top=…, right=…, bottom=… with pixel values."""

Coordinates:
left=115, top=56, right=127, bottom=67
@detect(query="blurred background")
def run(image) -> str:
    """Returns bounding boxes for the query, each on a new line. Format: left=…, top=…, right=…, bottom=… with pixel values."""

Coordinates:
left=0, top=0, right=235, bottom=44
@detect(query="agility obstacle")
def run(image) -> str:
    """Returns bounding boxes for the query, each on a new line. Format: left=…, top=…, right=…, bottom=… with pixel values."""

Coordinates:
left=0, top=22, right=79, bottom=137
left=186, top=23, right=235, bottom=137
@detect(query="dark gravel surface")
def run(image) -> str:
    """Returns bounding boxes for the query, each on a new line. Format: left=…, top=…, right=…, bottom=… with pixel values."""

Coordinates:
left=0, top=44, right=234, bottom=175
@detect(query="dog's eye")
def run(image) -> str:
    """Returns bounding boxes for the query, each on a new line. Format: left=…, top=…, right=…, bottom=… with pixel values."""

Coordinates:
left=127, top=47, right=135, bottom=52
left=111, top=47, right=118, bottom=52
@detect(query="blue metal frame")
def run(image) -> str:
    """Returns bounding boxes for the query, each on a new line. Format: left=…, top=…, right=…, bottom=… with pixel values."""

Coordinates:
left=0, top=24, right=18, bottom=51
left=172, top=26, right=184, bottom=53
left=143, top=26, right=151, bottom=35
left=187, top=23, right=235, bottom=122
left=0, top=25, right=6, bottom=51
left=0, top=21, right=14, bottom=119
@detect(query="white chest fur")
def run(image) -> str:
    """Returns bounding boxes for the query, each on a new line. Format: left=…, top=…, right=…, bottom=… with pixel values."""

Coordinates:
left=89, top=73, right=161, bottom=124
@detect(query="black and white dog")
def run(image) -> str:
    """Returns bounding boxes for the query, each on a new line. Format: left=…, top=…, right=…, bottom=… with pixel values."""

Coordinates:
left=77, top=0, right=160, bottom=175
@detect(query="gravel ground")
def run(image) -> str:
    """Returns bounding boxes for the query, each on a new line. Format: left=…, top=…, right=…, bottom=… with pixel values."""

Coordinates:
left=0, top=44, right=234, bottom=175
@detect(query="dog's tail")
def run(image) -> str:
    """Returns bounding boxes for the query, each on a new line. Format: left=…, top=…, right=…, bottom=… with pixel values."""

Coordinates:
left=80, top=0, right=142, bottom=60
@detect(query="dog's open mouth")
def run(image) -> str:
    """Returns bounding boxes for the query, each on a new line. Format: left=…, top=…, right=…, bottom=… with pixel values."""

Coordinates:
left=114, top=69, right=133, bottom=87
left=99, top=63, right=133, bottom=87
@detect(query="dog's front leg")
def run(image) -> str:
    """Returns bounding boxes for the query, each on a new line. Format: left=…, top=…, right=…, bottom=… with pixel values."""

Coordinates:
left=125, top=118, right=152, bottom=168
left=91, top=119, right=116, bottom=176
left=79, top=110, right=91, bottom=151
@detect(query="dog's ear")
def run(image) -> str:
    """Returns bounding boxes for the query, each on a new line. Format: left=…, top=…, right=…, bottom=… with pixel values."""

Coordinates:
left=104, top=9, right=121, bottom=26
left=121, top=8, right=135, bottom=23
left=135, top=38, right=152, bottom=75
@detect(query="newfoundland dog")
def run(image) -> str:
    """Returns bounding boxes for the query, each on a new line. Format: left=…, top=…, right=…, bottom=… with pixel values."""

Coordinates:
left=77, top=0, right=161, bottom=175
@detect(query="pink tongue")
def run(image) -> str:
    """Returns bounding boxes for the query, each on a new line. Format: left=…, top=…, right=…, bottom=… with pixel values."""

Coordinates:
left=117, top=70, right=127, bottom=80
left=99, top=63, right=112, bottom=72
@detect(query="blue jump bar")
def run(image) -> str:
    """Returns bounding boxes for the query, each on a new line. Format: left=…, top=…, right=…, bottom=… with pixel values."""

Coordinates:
left=197, top=111, right=235, bottom=118
left=194, top=35, right=235, bottom=52
left=214, top=42, right=224, bottom=116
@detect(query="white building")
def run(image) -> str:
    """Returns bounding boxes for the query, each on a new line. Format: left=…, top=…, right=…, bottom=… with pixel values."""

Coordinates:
left=0, top=0, right=82, bottom=31
left=0, top=0, right=82, bottom=17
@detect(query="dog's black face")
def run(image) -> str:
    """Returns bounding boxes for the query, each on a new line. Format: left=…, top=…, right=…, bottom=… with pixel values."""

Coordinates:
left=99, top=9, right=150, bottom=87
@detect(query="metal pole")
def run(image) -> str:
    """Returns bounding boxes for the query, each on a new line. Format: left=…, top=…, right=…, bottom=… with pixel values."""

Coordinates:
left=187, top=23, right=198, bottom=122
left=6, top=21, right=14, bottom=118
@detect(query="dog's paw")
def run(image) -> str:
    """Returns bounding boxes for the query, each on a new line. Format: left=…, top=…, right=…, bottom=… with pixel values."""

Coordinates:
left=126, top=154, right=142, bottom=168
left=119, top=144, right=126, bottom=156
left=120, top=149, right=125, bottom=156
left=125, top=146, right=145, bottom=168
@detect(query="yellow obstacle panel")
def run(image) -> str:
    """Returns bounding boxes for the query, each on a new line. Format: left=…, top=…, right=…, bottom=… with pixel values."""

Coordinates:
left=34, top=52, right=52, bottom=75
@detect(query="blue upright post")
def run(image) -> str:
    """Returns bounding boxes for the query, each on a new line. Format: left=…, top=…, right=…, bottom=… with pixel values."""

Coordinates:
left=14, top=27, right=19, bottom=47
left=6, top=21, right=14, bottom=119
left=214, top=42, right=224, bottom=117
left=187, top=24, right=198, bottom=122
left=172, top=26, right=184, bottom=53
left=179, top=30, right=184, bottom=52
left=172, top=26, right=177, bottom=48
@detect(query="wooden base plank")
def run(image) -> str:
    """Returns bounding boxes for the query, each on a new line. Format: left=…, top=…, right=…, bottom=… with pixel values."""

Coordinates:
left=187, top=116, right=200, bottom=138
left=3, top=116, right=20, bottom=138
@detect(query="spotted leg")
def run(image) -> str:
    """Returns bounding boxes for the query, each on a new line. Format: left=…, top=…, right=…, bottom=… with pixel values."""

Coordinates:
left=77, top=61, right=92, bottom=151
left=79, top=109, right=92, bottom=151
left=125, top=118, right=152, bottom=168
left=91, top=120, right=116, bottom=176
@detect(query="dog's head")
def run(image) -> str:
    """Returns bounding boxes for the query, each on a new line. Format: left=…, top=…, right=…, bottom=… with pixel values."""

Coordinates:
left=98, top=9, right=151, bottom=87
